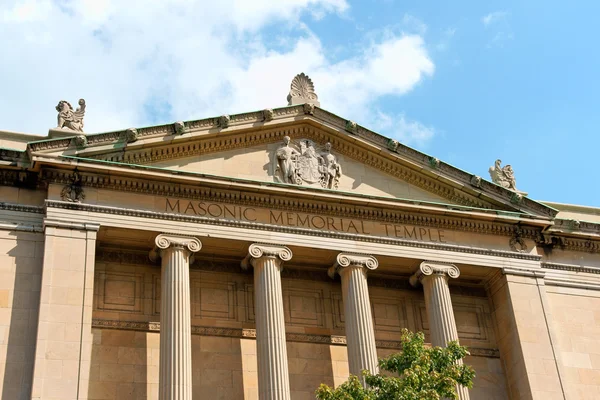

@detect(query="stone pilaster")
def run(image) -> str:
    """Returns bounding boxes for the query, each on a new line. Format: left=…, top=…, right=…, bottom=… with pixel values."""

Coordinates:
left=410, top=261, right=470, bottom=400
left=150, top=234, right=201, bottom=400
left=31, top=221, right=99, bottom=400
left=328, top=253, right=379, bottom=384
left=241, top=243, right=292, bottom=400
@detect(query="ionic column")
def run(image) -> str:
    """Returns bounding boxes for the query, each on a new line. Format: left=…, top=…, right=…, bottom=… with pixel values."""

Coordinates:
left=150, top=234, right=202, bottom=400
left=410, top=261, right=470, bottom=400
left=241, top=243, right=293, bottom=400
left=328, top=253, right=379, bottom=384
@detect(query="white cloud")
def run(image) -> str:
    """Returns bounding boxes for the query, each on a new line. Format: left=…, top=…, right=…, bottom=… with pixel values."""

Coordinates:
left=482, top=11, right=508, bottom=27
left=0, top=0, right=435, bottom=146
left=372, top=111, right=435, bottom=147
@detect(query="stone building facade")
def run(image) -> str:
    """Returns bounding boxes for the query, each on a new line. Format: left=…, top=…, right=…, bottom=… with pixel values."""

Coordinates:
left=1, top=80, right=600, bottom=399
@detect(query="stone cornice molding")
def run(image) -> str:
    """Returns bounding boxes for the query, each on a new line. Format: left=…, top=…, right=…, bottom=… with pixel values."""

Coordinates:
left=149, top=233, right=202, bottom=262
left=542, top=262, right=600, bottom=275
left=43, top=219, right=100, bottom=232
left=24, top=110, right=555, bottom=217
left=46, top=200, right=544, bottom=261
left=328, top=253, right=379, bottom=278
left=39, top=168, right=548, bottom=240
left=241, top=243, right=293, bottom=270
left=0, top=202, right=44, bottom=214
left=501, top=267, right=546, bottom=279
left=409, top=261, right=460, bottom=287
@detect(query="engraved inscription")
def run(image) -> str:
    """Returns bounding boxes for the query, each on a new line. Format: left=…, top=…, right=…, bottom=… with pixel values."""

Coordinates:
left=163, top=197, right=447, bottom=243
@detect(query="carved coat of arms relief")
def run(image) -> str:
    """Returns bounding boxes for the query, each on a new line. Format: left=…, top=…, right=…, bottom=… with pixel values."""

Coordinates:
left=273, top=136, right=342, bottom=190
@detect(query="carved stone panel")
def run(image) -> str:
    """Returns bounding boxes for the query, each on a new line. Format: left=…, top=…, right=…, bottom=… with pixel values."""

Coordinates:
left=283, top=287, right=324, bottom=327
left=192, top=280, right=237, bottom=321
left=414, top=299, right=493, bottom=346
left=273, top=137, right=342, bottom=189
left=370, top=296, right=409, bottom=334
left=95, top=271, right=143, bottom=313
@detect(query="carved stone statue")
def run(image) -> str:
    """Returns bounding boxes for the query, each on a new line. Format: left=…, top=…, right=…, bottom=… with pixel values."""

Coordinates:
left=319, top=142, right=342, bottom=189
left=489, top=159, right=518, bottom=191
left=273, top=137, right=343, bottom=189
left=287, top=73, right=320, bottom=107
left=56, top=99, right=86, bottom=132
left=275, top=136, right=300, bottom=184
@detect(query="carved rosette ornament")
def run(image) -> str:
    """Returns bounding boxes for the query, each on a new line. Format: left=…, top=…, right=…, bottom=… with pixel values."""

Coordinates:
left=303, top=103, right=315, bottom=115
left=287, top=72, right=320, bottom=107
left=273, top=137, right=342, bottom=189
left=388, top=139, right=399, bottom=152
left=345, top=120, right=357, bottom=134
left=60, top=171, right=85, bottom=203
left=429, top=157, right=440, bottom=169
left=124, top=128, right=138, bottom=143
left=217, top=115, right=230, bottom=129
left=71, top=134, right=87, bottom=148
left=470, top=175, right=482, bottom=188
left=174, top=121, right=185, bottom=135
left=262, top=109, right=274, bottom=122
left=56, top=98, right=86, bottom=132
left=509, top=226, right=528, bottom=252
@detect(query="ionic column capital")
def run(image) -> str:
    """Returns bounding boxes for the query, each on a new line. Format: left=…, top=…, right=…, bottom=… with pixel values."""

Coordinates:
left=241, top=243, right=293, bottom=270
left=328, top=253, right=378, bottom=279
left=409, top=261, right=460, bottom=287
left=149, top=233, right=202, bottom=262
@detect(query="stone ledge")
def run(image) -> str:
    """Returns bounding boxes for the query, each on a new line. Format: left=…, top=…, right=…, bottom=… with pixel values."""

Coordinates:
left=91, top=318, right=499, bottom=358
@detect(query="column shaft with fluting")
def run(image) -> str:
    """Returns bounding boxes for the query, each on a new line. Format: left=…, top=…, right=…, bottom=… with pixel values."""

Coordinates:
left=242, top=243, right=293, bottom=400
left=150, top=234, right=201, bottom=400
left=410, top=261, right=470, bottom=400
left=329, top=253, right=379, bottom=383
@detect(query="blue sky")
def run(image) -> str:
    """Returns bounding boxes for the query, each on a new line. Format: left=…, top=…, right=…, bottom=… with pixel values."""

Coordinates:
left=1, top=0, right=599, bottom=206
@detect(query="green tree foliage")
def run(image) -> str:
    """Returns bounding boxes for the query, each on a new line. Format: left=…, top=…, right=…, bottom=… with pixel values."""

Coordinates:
left=315, top=329, right=475, bottom=400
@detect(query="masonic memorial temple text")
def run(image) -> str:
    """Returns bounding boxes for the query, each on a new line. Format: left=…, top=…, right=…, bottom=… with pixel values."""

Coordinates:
left=164, top=198, right=447, bottom=243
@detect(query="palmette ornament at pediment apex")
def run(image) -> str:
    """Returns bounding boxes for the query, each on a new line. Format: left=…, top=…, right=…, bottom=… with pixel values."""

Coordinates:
left=287, top=73, right=320, bottom=107
left=272, top=137, right=342, bottom=190
left=56, top=98, right=86, bottom=132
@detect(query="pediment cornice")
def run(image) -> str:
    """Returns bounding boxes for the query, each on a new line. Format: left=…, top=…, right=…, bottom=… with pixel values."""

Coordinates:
left=24, top=104, right=556, bottom=218
left=40, top=165, right=546, bottom=242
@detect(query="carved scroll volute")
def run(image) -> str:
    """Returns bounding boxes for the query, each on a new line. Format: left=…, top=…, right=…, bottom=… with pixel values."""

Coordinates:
left=409, top=261, right=460, bottom=287
left=328, top=253, right=379, bottom=278
left=241, top=243, right=293, bottom=270
left=149, top=234, right=202, bottom=263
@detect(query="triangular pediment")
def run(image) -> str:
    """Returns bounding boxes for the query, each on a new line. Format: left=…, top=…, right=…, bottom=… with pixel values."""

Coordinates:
left=146, top=138, right=452, bottom=204
left=24, top=105, right=557, bottom=218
